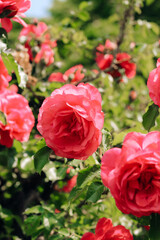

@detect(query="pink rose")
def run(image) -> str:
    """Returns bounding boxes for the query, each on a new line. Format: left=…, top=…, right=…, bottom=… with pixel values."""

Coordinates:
left=80, top=218, right=133, bottom=240
left=34, top=43, right=54, bottom=66
left=101, top=131, right=160, bottom=217
left=116, top=53, right=136, bottom=79
left=0, top=56, right=11, bottom=92
left=37, top=83, right=104, bottom=160
left=19, top=21, right=48, bottom=41
left=0, top=0, right=31, bottom=32
left=48, top=64, right=85, bottom=84
left=0, top=90, right=34, bottom=147
left=147, top=58, right=160, bottom=107
left=96, top=53, right=113, bottom=71
left=95, top=39, right=136, bottom=81
left=96, top=39, right=117, bottom=52
left=19, top=21, right=57, bottom=48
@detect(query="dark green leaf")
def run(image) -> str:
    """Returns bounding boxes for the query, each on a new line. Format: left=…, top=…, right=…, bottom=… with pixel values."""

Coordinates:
left=24, top=215, right=41, bottom=236
left=77, top=165, right=100, bottom=188
left=68, top=187, right=84, bottom=201
left=142, top=103, right=159, bottom=131
left=86, top=182, right=104, bottom=203
left=149, top=213, right=160, bottom=240
left=34, top=146, right=51, bottom=173
left=57, top=167, right=68, bottom=179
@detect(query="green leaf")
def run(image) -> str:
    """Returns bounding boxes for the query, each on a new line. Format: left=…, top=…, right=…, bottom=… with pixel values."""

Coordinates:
left=1, top=52, right=28, bottom=88
left=86, top=182, right=104, bottom=203
left=79, top=1, right=91, bottom=10
left=37, top=138, right=46, bottom=150
left=25, top=205, right=43, bottom=215
left=142, top=103, right=159, bottom=131
left=57, top=167, right=68, bottom=179
left=77, top=165, right=101, bottom=188
left=0, top=111, right=7, bottom=125
left=78, top=11, right=90, bottom=22
left=146, top=0, right=155, bottom=5
left=24, top=215, right=41, bottom=236
left=34, top=146, right=51, bottom=173
left=68, top=187, right=84, bottom=201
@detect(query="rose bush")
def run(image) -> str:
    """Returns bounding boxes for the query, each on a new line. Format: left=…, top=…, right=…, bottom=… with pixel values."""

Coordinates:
left=37, top=83, right=104, bottom=160
left=101, top=131, right=160, bottom=217
left=80, top=217, right=133, bottom=240
left=0, top=90, right=34, bottom=147
left=0, top=0, right=31, bottom=32
left=147, top=58, right=160, bottom=107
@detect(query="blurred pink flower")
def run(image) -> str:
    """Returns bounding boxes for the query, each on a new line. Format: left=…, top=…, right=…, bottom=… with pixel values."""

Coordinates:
left=0, top=56, right=11, bottom=92
left=147, top=58, right=160, bottom=107
left=48, top=64, right=85, bottom=83
left=34, top=43, right=54, bottom=66
left=0, top=0, right=31, bottom=32
left=19, top=21, right=48, bottom=41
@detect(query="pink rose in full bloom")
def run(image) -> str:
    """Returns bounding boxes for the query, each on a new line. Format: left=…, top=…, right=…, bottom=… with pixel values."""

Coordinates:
left=80, top=218, right=133, bottom=240
left=147, top=58, right=160, bottom=107
left=0, top=56, right=12, bottom=92
left=101, top=131, right=160, bottom=217
left=0, top=0, right=31, bottom=32
left=48, top=64, right=85, bottom=84
left=34, top=43, right=54, bottom=66
left=37, top=83, right=104, bottom=160
left=0, top=90, right=34, bottom=147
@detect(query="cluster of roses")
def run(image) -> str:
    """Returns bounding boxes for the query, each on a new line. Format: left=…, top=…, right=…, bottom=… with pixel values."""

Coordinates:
left=19, top=21, right=57, bottom=66
left=0, top=56, right=34, bottom=148
left=96, top=39, right=136, bottom=82
left=0, top=0, right=35, bottom=147
left=48, top=39, right=136, bottom=85
left=38, top=58, right=160, bottom=239
left=37, top=82, right=134, bottom=239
